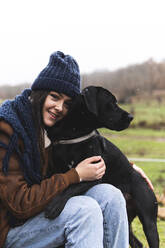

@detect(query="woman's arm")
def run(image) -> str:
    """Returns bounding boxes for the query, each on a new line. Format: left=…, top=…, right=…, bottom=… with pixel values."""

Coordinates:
left=0, top=121, right=79, bottom=220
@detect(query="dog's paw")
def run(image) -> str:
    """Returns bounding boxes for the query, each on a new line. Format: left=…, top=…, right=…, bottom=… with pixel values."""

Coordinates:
left=45, top=203, right=64, bottom=219
left=45, top=197, right=66, bottom=219
left=45, top=206, right=63, bottom=219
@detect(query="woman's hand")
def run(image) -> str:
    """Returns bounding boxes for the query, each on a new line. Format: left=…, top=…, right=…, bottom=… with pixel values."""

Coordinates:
left=131, top=162, right=154, bottom=191
left=75, top=156, right=106, bottom=182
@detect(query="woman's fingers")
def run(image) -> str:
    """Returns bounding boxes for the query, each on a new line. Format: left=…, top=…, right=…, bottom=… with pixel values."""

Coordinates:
left=96, top=169, right=106, bottom=179
left=94, top=159, right=106, bottom=179
left=86, top=156, right=102, bottom=163
left=132, top=163, right=154, bottom=191
left=75, top=156, right=106, bottom=181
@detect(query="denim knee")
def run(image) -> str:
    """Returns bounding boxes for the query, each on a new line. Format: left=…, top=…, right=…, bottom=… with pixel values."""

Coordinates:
left=85, top=184, right=126, bottom=211
left=102, top=184, right=126, bottom=207
left=64, top=196, right=104, bottom=247
left=66, top=195, right=103, bottom=222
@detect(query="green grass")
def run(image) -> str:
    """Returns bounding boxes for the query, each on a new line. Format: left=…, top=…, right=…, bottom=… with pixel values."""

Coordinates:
left=135, top=161, right=165, bottom=195
left=99, top=128, right=165, bottom=158
left=100, top=127, right=165, bottom=247
left=110, top=138, right=164, bottom=158
left=131, top=217, right=165, bottom=247
left=121, top=102, right=165, bottom=129
left=100, top=127, right=165, bottom=138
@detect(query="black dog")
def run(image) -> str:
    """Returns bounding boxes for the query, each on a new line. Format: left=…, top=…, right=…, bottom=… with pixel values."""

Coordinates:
left=45, top=86, right=159, bottom=248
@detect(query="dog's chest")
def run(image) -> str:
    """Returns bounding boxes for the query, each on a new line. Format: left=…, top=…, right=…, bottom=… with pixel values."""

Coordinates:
left=52, top=137, right=102, bottom=172
left=67, top=143, right=96, bottom=169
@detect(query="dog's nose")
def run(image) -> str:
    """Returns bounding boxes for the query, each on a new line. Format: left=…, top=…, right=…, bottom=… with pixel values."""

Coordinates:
left=128, top=114, right=134, bottom=121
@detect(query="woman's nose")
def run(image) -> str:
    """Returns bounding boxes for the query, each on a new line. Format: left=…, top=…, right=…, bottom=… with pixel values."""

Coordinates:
left=55, top=101, right=63, bottom=112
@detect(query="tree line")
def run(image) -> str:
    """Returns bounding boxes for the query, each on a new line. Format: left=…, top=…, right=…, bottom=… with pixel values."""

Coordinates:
left=0, top=59, right=165, bottom=103
left=81, top=59, right=165, bottom=103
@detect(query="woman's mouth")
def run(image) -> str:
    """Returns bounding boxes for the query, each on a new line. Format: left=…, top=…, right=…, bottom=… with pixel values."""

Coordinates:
left=48, top=111, right=59, bottom=120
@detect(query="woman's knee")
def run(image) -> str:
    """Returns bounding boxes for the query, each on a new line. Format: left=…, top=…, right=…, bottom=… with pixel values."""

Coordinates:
left=63, top=196, right=104, bottom=247
left=65, top=195, right=103, bottom=222
left=85, top=183, right=126, bottom=209
left=102, top=184, right=126, bottom=206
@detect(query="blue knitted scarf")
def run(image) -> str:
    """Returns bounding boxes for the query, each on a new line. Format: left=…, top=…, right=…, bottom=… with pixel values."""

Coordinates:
left=0, top=89, right=42, bottom=186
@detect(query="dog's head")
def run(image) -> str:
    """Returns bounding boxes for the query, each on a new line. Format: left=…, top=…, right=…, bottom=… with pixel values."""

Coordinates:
left=82, top=86, right=133, bottom=131
left=47, top=86, right=133, bottom=140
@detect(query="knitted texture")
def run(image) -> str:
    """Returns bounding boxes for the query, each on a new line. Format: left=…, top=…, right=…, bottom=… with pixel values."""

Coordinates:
left=31, top=51, right=81, bottom=97
left=0, top=89, right=42, bottom=185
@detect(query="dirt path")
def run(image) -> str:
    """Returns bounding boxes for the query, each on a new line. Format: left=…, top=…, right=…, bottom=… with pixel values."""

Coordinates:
left=104, top=133, right=165, bottom=142
left=128, top=157, right=165, bottom=162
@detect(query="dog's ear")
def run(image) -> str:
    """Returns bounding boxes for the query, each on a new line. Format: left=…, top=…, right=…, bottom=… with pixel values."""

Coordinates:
left=82, top=86, right=99, bottom=116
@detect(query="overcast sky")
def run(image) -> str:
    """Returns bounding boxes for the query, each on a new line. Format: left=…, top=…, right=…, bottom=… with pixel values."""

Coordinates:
left=0, top=0, right=165, bottom=86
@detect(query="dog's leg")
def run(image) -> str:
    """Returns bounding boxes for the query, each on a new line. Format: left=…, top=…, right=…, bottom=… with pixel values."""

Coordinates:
left=126, top=196, right=144, bottom=247
left=131, top=177, right=159, bottom=248
left=136, top=197, right=159, bottom=248
left=138, top=215, right=159, bottom=248
left=129, top=226, right=143, bottom=248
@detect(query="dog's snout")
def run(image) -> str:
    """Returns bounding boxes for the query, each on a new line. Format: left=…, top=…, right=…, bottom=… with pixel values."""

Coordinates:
left=128, top=114, right=134, bottom=121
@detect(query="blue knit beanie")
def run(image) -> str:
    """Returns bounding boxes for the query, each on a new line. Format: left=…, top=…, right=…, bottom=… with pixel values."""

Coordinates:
left=31, top=51, right=81, bottom=98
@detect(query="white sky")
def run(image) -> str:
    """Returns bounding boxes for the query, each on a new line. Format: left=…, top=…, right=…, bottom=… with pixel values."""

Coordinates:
left=0, top=0, right=165, bottom=86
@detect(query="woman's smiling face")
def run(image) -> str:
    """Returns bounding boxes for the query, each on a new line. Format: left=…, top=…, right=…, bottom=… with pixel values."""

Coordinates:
left=42, top=91, right=72, bottom=127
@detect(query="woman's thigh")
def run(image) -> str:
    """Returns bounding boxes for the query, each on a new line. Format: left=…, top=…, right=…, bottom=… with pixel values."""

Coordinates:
left=4, top=195, right=103, bottom=248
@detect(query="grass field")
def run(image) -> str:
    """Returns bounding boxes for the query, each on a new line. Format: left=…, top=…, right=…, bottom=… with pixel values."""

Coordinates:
left=100, top=126, right=165, bottom=247
left=122, top=101, right=165, bottom=129
left=100, top=128, right=165, bottom=159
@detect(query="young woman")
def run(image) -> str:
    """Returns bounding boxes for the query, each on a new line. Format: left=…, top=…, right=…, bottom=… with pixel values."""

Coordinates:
left=0, top=51, right=152, bottom=248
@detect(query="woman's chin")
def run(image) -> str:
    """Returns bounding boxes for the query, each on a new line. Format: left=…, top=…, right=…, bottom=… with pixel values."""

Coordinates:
left=44, top=119, right=56, bottom=127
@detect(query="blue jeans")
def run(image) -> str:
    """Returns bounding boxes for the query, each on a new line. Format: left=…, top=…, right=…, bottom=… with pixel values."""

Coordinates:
left=4, top=184, right=129, bottom=248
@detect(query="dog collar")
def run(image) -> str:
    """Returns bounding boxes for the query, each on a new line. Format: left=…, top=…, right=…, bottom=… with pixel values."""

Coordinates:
left=53, top=130, right=98, bottom=145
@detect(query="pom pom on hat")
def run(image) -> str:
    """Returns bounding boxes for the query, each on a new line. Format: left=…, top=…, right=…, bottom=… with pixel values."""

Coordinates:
left=31, top=51, right=81, bottom=97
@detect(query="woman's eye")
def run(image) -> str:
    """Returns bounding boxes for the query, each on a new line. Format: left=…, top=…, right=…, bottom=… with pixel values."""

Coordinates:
left=50, top=94, right=59, bottom=100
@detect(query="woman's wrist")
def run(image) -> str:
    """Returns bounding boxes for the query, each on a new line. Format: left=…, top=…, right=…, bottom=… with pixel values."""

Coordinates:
left=75, top=167, right=82, bottom=182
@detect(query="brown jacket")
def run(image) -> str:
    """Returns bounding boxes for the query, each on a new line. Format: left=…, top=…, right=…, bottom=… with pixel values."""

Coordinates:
left=0, top=121, right=80, bottom=248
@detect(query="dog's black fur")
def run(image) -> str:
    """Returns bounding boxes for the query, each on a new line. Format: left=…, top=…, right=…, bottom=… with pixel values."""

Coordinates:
left=45, top=86, right=159, bottom=248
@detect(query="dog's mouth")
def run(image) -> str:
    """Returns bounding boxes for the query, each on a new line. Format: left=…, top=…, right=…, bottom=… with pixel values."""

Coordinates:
left=116, top=114, right=134, bottom=131
left=114, top=123, right=131, bottom=131
left=106, top=113, right=134, bottom=131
